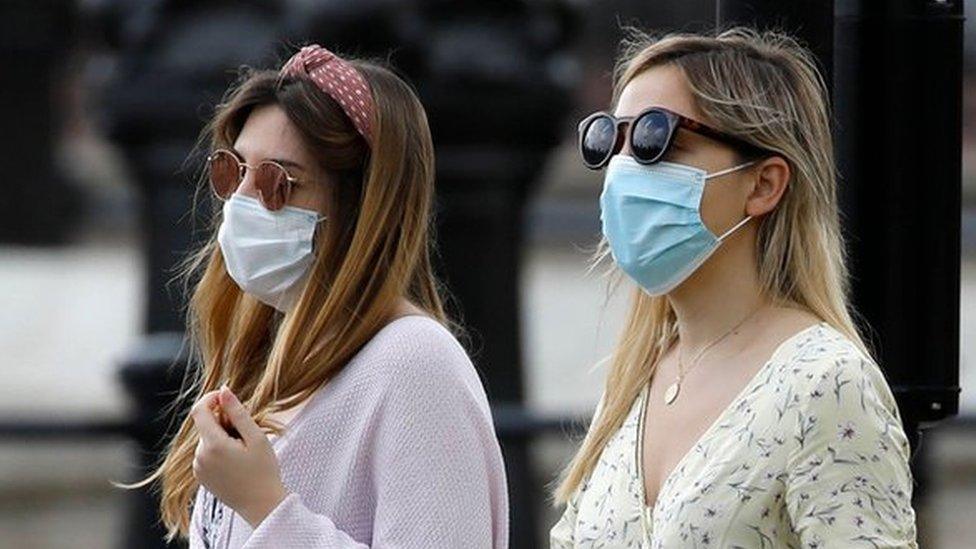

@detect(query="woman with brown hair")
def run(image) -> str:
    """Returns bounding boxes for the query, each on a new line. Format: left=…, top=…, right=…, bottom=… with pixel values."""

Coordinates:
left=115, top=44, right=509, bottom=548
left=550, top=27, right=917, bottom=547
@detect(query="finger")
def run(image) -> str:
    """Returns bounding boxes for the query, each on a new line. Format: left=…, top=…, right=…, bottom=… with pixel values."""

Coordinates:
left=191, top=390, right=229, bottom=442
left=218, top=385, right=264, bottom=444
left=190, top=390, right=221, bottom=421
left=215, top=405, right=242, bottom=440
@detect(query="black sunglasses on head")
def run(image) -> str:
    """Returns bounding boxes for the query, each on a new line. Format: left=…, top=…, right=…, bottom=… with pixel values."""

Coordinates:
left=577, top=106, right=772, bottom=170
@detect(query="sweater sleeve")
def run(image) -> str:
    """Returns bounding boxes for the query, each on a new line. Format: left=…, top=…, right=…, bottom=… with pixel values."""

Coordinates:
left=241, top=492, right=369, bottom=548
left=367, top=342, right=505, bottom=548
left=785, top=355, right=918, bottom=548
left=242, top=328, right=506, bottom=548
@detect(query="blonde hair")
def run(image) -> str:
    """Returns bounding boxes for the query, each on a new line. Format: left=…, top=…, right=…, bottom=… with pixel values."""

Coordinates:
left=551, top=26, right=873, bottom=505
left=111, top=55, right=449, bottom=541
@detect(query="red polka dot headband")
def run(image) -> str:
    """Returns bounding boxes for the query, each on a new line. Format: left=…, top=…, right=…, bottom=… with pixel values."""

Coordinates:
left=278, top=44, right=374, bottom=146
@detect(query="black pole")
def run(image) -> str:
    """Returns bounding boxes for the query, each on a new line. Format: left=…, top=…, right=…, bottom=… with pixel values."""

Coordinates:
left=833, top=0, right=962, bottom=433
left=0, top=0, right=83, bottom=245
left=716, top=0, right=834, bottom=87
left=832, top=2, right=963, bottom=535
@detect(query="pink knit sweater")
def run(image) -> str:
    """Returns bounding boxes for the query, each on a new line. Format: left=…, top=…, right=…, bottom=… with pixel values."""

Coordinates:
left=188, top=315, right=509, bottom=548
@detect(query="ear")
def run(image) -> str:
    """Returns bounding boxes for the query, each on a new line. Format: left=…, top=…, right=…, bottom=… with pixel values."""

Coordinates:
left=744, top=155, right=790, bottom=217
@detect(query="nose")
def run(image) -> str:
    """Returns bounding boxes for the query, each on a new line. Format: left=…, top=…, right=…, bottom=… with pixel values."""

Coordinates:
left=618, top=132, right=632, bottom=157
left=235, top=163, right=261, bottom=200
left=615, top=120, right=632, bottom=158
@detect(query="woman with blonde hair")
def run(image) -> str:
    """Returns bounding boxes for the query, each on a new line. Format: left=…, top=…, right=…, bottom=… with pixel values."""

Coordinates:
left=115, top=44, right=508, bottom=548
left=550, top=27, right=917, bottom=547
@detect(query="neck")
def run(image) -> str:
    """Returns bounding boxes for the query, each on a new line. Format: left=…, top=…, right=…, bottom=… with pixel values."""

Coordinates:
left=391, top=297, right=426, bottom=320
left=666, top=224, right=768, bottom=354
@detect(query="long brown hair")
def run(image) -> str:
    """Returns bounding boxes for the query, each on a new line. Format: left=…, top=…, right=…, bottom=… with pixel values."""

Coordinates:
left=112, top=53, right=449, bottom=541
left=552, top=26, right=872, bottom=505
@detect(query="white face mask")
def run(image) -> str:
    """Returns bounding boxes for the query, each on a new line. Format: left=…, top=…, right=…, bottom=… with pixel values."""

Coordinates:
left=217, top=193, right=327, bottom=312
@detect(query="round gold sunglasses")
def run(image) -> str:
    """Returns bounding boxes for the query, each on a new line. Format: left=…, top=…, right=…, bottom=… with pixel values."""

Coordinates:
left=206, top=148, right=307, bottom=211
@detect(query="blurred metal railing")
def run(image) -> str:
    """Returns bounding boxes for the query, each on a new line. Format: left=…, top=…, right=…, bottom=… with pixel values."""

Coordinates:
left=0, top=408, right=589, bottom=442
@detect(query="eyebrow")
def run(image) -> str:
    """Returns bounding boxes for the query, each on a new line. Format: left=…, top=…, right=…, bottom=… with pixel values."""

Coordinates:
left=231, top=146, right=306, bottom=172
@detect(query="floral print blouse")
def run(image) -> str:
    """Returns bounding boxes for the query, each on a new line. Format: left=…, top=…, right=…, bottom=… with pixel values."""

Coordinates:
left=550, top=321, right=918, bottom=548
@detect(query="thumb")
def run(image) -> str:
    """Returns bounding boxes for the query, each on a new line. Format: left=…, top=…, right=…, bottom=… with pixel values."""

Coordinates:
left=218, top=385, right=264, bottom=444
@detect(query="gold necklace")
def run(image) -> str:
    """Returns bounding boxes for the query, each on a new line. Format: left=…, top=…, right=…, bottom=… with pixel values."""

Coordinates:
left=663, top=303, right=765, bottom=406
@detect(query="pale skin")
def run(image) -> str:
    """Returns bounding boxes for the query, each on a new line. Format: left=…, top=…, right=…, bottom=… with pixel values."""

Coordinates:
left=613, top=64, right=823, bottom=509
left=191, top=103, right=424, bottom=528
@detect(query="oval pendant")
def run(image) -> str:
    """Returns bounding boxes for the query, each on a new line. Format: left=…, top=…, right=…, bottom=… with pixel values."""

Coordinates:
left=664, top=381, right=680, bottom=405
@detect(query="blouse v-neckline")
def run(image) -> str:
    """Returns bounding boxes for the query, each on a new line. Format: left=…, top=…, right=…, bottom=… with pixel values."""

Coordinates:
left=634, top=321, right=828, bottom=519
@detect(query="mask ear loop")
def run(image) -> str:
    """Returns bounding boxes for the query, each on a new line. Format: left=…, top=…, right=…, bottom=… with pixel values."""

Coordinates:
left=309, top=215, right=327, bottom=255
left=704, top=158, right=760, bottom=242
left=716, top=214, right=753, bottom=242
left=703, top=158, right=760, bottom=180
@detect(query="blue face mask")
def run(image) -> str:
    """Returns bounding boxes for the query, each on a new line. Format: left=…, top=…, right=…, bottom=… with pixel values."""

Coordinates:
left=600, top=154, right=758, bottom=295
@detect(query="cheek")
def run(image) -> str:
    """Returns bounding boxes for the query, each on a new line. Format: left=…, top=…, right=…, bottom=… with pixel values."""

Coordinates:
left=288, top=180, right=330, bottom=213
left=698, top=179, right=745, bottom=236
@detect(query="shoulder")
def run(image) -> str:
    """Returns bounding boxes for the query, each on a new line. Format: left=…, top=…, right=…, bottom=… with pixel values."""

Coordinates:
left=779, top=325, right=918, bottom=544
left=354, top=314, right=486, bottom=401
left=363, top=314, right=461, bottom=351
left=776, top=322, right=898, bottom=414
left=778, top=323, right=910, bottom=460
left=359, top=315, right=470, bottom=373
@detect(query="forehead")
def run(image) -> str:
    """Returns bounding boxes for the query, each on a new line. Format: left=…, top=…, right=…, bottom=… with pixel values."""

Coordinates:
left=233, top=104, right=310, bottom=160
left=613, top=63, right=703, bottom=122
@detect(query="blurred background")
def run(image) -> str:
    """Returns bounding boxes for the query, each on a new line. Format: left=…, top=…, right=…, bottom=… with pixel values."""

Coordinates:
left=0, top=0, right=973, bottom=547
